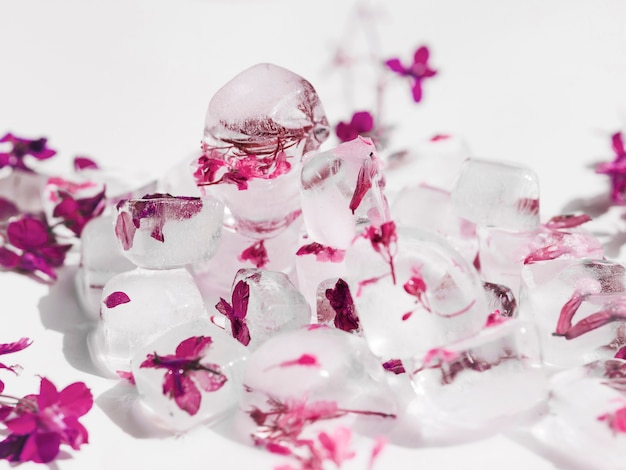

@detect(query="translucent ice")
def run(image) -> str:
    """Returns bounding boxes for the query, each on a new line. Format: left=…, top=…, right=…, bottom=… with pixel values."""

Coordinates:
left=195, top=63, right=329, bottom=239
left=531, top=359, right=626, bottom=469
left=346, top=223, right=489, bottom=359
left=300, top=137, right=389, bottom=249
left=75, top=214, right=135, bottom=319
left=114, top=193, right=223, bottom=268
left=407, top=319, right=548, bottom=438
left=451, top=158, right=540, bottom=231
left=89, top=268, right=208, bottom=375
left=215, top=268, right=311, bottom=349
left=315, top=277, right=361, bottom=335
left=519, top=258, right=626, bottom=368
left=131, top=319, right=248, bottom=432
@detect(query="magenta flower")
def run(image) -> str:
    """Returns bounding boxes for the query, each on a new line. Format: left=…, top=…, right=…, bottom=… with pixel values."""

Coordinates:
left=336, top=111, right=375, bottom=143
left=52, top=187, right=106, bottom=237
left=0, top=214, right=71, bottom=282
left=239, top=240, right=269, bottom=268
left=385, top=46, right=437, bottom=102
left=140, top=336, right=227, bottom=416
left=215, top=280, right=251, bottom=346
left=296, top=242, right=345, bottom=262
left=596, top=132, right=626, bottom=203
left=0, top=338, right=31, bottom=393
left=0, top=133, right=56, bottom=172
left=324, top=278, right=360, bottom=333
left=598, top=405, right=626, bottom=434
left=0, top=377, right=92, bottom=464
left=361, top=221, right=398, bottom=285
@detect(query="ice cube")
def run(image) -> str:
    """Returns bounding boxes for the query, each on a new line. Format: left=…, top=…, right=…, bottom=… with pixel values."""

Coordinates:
left=451, top=158, right=540, bottom=231
left=131, top=319, right=248, bottom=432
left=300, top=137, right=389, bottom=249
left=482, top=281, right=518, bottom=318
left=346, top=223, right=489, bottom=359
left=215, top=268, right=311, bottom=349
left=75, top=214, right=135, bottom=319
left=519, top=258, right=626, bottom=368
left=114, top=193, right=224, bottom=268
left=89, top=267, right=208, bottom=375
left=531, top=359, right=626, bottom=469
left=407, top=319, right=548, bottom=439
left=315, top=277, right=362, bottom=335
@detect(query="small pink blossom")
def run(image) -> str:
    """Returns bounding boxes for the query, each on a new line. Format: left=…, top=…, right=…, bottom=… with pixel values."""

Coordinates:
left=239, top=240, right=269, bottom=268
left=0, top=133, right=56, bottom=172
left=385, top=46, right=437, bottom=102
left=215, top=280, right=251, bottom=346
left=596, top=132, right=626, bottom=203
left=140, top=336, right=227, bottom=416
left=0, top=377, right=92, bottom=463
left=336, top=111, right=375, bottom=143
left=360, top=221, right=398, bottom=285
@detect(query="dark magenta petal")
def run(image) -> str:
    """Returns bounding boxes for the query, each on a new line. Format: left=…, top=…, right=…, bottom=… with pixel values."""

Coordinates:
left=564, top=309, right=626, bottom=339
left=238, top=240, right=269, bottom=268
left=413, top=46, right=430, bottom=65
left=612, top=132, right=626, bottom=157
left=325, top=278, right=360, bottom=333
left=34, top=432, right=60, bottom=463
left=296, top=242, right=345, bottom=262
left=411, top=80, right=423, bottom=103
left=0, top=247, right=19, bottom=269
left=164, top=372, right=201, bottom=416
left=555, top=293, right=585, bottom=335
left=0, top=337, right=32, bottom=356
left=37, top=377, right=59, bottom=410
left=384, top=58, right=406, bottom=74
left=7, top=217, right=50, bottom=250
left=215, top=297, right=234, bottom=319
left=231, top=280, right=250, bottom=320
left=175, top=336, right=212, bottom=359
left=73, top=156, right=99, bottom=171
left=351, top=111, right=374, bottom=133
left=0, top=434, right=27, bottom=461
left=382, top=359, right=405, bottom=374
left=103, top=291, right=131, bottom=309
left=52, top=197, right=79, bottom=219
left=335, top=121, right=357, bottom=143
left=61, top=416, right=89, bottom=449
left=4, top=414, right=37, bottom=435
left=349, top=158, right=373, bottom=214
left=58, top=382, right=93, bottom=418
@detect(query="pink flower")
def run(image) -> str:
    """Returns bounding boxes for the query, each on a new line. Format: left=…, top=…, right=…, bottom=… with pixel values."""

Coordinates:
left=336, top=111, right=375, bottom=143
left=596, top=132, right=626, bottom=203
left=0, top=214, right=72, bottom=282
left=140, top=336, right=227, bottom=416
left=385, top=46, right=437, bottom=102
left=0, top=338, right=32, bottom=393
left=317, top=427, right=356, bottom=467
left=215, top=280, right=251, bottom=346
left=0, top=133, right=56, bottom=172
left=239, top=240, right=269, bottom=268
left=361, top=221, right=398, bottom=284
left=52, top=186, right=106, bottom=236
left=0, top=377, right=92, bottom=463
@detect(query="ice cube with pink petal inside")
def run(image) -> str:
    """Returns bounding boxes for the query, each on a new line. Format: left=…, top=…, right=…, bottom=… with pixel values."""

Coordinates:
left=195, top=63, right=329, bottom=239
left=114, top=193, right=223, bottom=268
left=300, top=137, right=389, bottom=249
left=217, top=268, right=311, bottom=349
left=346, top=223, right=489, bottom=360
left=315, top=277, right=361, bottom=335
left=406, top=319, right=547, bottom=440
left=519, top=258, right=626, bottom=368
left=530, top=359, right=626, bottom=469
left=239, top=326, right=396, bottom=440
left=131, top=319, right=247, bottom=432
left=88, top=267, right=208, bottom=375
left=75, top=214, right=135, bottom=319
left=451, top=158, right=540, bottom=231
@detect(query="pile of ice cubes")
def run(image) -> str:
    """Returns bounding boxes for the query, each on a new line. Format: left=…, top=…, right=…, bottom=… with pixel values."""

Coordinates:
left=78, top=63, right=626, bottom=462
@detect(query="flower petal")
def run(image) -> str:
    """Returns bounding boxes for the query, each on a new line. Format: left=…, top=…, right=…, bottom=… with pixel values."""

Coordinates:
left=58, top=382, right=93, bottom=418
left=192, top=367, right=227, bottom=393
left=384, top=58, right=406, bottom=74
left=34, top=432, right=61, bottom=463
left=4, top=414, right=37, bottom=435
left=164, top=373, right=201, bottom=416
left=413, top=46, right=430, bottom=65
left=0, top=337, right=32, bottom=356
left=103, top=291, right=131, bottom=309
left=175, top=336, right=212, bottom=359
left=411, top=80, right=423, bottom=102
left=37, top=377, right=59, bottom=410
left=7, top=217, right=50, bottom=250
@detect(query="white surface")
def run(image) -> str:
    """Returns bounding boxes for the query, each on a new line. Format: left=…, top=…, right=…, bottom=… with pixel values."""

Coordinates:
left=1, top=0, right=626, bottom=468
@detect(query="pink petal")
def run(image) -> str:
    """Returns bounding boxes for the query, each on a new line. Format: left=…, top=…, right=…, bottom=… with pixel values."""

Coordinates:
left=0, top=337, right=32, bottom=356
left=114, top=211, right=135, bottom=251
left=58, top=382, right=93, bottom=418
left=0, top=247, right=19, bottom=269
left=238, top=240, right=269, bottom=268
left=612, top=132, right=625, bottom=157
left=175, top=336, right=213, bottom=359
left=413, top=46, right=430, bottom=65
left=278, top=354, right=320, bottom=368
left=335, top=121, right=357, bottom=143
left=349, top=158, right=373, bottom=214
left=73, top=156, right=99, bottom=171
left=164, top=373, right=201, bottom=416
left=61, top=415, right=89, bottom=449
left=7, top=217, right=50, bottom=250
left=116, top=370, right=136, bottom=385
left=34, top=432, right=60, bottom=463
left=192, top=367, right=227, bottom=393
left=37, top=377, right=59, bottom=410
left=103, top=291, right=131, bottom=309
left=384, top=58, right=406, bottom=74
left=231, top=280, right=250, bottom=320
left=4, top=414, right=37, bottom=435
left=351, top=111, right=374, bottom=133
left=411, top=80, right=423, bottom=102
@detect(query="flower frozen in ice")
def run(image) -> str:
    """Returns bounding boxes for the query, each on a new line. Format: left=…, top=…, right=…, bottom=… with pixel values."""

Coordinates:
left=0, top=377, right=92, bottom=463
left=384, top=46, right=437, bottom=103
left=596, top=132, right=626, bottom=203
left=140, top=336, right=227, bottom=416
left=215, top=280, right=251, bottom=346
left=239, top=240, right=269, bottom=268
left=51, top=186, right=106, bottom=237
left=0, top=133, right=56, bottom=172
left=324, top=279, right=360, bottom=333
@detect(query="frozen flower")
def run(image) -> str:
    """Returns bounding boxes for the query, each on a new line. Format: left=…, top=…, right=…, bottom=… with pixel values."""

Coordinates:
left=0, top=133, right=56, bottom=172
left=324, top=279, right=360, bottom=333
left=52, top=186, right=106, bottom=237
left=239, top=240, right=269, bottom=268
left=215, top=280, right=251, bottom=346
left=385, top=46, right=437, bottom=102
left=140, top=336, right=227, bottom=415
left=596, top=132, right=626, bottom=203
left=335, top=111, right=375, bottom=143
left=0, top=377, right=92, bottom=463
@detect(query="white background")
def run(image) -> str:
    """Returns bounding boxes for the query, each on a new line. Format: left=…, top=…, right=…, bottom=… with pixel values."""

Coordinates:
left=1, top=0, right=626, bottom=468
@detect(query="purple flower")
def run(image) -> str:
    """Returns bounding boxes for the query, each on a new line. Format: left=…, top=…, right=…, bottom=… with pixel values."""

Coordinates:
left=239, top=240, right=269, bottom=268
left=140, top=336, right=227, bottom=416
left=336, top=111, right=375, bottom=143
left=385, top=46, right=437, bottom=102
left=0, top=377, right=92, bottom=463
left=215, top=280, right=251, bottom=346
left=0, top=338, right=31, bottom=393
left=325, top=279, right=360, bottom=333
left=0, top=215, right=71, bottom=282
left=596, top=132, right=626, bottom=203
left=0, top=133, right=56, bottom=172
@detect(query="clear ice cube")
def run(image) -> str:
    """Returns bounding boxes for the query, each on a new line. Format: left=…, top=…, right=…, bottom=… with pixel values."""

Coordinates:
left=519, top=258, right=626, bottom=368
left=451, top=158, right=540, bottom=231
left=300, top=137, right=389, bottom=249
left=89, top=267, right=208, bottom=375
left=131, top=319, right=248, bottom=432
left=346, top=224, right=489, bottom=359
left=114, top=193, right=223, bottom=268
